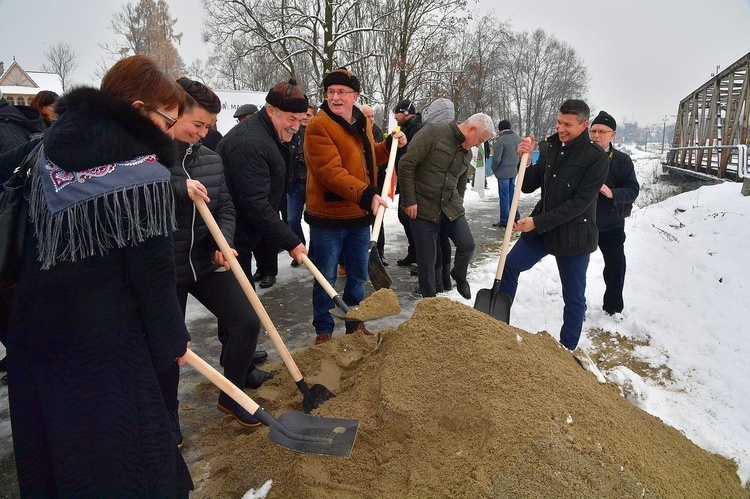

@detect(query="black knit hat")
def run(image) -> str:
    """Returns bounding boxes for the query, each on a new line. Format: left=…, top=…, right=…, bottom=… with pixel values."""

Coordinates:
left=498, top=119, right=511, bottom=131
left=265, top=79, right=309, bottom=113
left=322, top=67, right=361, bottom=93
left=591, top=110, right=616, bottom=131
left=394, top=98, right=415, bottom=115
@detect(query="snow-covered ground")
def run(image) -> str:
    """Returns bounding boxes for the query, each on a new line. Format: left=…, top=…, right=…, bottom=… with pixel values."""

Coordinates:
left=444, top=147, right=750, bottom=486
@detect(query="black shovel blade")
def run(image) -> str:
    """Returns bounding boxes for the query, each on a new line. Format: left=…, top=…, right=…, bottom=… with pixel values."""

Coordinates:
left=267, top=410, right=359, bottom=458
left=474, top=280, right=512, bottom=323
left=368, top=243, right=392, bottom=290
left=301, top=382, right=336, bottom=414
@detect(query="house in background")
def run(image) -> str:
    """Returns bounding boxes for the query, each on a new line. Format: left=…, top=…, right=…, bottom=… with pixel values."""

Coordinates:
left=0, top=60, right=63, bottom=106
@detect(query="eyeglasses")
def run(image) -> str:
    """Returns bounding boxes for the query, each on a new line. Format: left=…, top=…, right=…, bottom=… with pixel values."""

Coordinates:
left=589, top=129, right=613, bottom=135
left=326, top=89, right=357, bottom=97
left=153, top=109, right=177, bottom=129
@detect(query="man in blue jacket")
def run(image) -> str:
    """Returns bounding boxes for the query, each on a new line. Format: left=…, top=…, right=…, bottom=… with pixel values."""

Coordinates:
left=499, top=99, right=609, bottom=350
left=589, top=111, right=639, bottom=316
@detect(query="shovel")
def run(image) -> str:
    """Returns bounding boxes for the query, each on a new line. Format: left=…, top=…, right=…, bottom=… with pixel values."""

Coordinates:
left=194, top=198, right=336, bottom=414
left=368, top=126, right=401, bottom=290
left=474, top=151, right=530, bottom=323
left=184, top=349, right=358, bottom=457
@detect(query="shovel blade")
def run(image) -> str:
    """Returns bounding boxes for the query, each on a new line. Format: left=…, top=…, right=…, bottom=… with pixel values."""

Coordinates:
left=368, top=246, right=392, bottom=290
left=301, top=383, right=336, bottom=414
left=268, top=411, right=359, bottom=458
left=474, top=280, right=512, bottom=323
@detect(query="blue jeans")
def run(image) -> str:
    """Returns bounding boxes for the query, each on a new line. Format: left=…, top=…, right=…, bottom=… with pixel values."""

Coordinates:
left=310, top=225, right=369, bottom=334
left=498, top=236, right=590, bottom=350
left=286, top=179, right=306, bottom=245
left=497, top=176, right=520, bottom=225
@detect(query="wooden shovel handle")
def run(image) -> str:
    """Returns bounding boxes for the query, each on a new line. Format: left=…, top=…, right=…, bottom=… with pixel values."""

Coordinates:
left=184, top=348, right=260, bottom=415
left=193, top=198, right=304, bottom=383
left=494, top=151, right=530, bottom=280
left=371, top=126, right=401, bottom=244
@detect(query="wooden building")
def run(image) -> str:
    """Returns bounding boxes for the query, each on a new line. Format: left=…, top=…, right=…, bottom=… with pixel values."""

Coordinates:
left=0, top=60, right=63, bottom=106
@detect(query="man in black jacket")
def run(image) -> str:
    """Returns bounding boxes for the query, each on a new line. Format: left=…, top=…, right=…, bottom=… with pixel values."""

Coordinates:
left=216, top=80, right=308, bottom=289
left=589, top=111, right=639, bottom=315
left=498, top=99, right=609, bottom=350
left=393, top=98, right=424, bottom=267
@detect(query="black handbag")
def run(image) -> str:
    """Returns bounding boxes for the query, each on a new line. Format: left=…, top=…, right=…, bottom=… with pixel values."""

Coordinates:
left=0, top=140, right=42, bottom=288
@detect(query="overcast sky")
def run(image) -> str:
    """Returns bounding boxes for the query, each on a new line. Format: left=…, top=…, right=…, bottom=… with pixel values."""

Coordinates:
left=1, top=0, right=748, bottom=127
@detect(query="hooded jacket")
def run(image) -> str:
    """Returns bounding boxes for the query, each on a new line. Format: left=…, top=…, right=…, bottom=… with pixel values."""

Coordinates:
left=170, top=140, right=236, bottom=284
left=0, top=98, right=45, bottom=154
left=216, top=107, right=301, bottom=253
left=304, top=101, right=392, bottom=228
left=521, top=129, right=609, bottom=256
left=491, top=129, right=522, bottom=178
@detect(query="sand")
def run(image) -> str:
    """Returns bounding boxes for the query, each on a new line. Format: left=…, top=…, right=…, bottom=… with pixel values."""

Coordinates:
left=343, top=288, right=401, bottom=322
left=186, top=298, right=748, bottom=498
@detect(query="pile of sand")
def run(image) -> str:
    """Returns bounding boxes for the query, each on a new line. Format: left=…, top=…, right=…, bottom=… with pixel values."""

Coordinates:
left=187, top=298, right=747, bottom=498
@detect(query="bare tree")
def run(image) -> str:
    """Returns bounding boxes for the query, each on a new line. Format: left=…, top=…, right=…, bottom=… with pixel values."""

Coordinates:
left=202, top=0, right=387, bottom=97
left=500, top=29, right=589, bottom=138
left=101, top=0, right=185, bottom=78
left=42, top=42, right=79, bottom=92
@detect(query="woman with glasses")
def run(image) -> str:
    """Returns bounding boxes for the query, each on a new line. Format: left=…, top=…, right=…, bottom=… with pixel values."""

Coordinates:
left=5, top=55, right=193, bottom=497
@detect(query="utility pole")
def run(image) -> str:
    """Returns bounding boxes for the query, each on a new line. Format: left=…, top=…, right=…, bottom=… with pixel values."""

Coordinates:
left=661, top=115, right=668, bottom=155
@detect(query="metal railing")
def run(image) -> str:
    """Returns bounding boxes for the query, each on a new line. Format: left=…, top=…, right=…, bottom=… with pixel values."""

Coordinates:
left=664, top=144, right=748, bottom=180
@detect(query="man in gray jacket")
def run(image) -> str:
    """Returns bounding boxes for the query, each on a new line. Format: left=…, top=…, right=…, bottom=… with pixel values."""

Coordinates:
left=399, top=113, right=495, bottom=299
left=490, top=119, right=522, bottom=228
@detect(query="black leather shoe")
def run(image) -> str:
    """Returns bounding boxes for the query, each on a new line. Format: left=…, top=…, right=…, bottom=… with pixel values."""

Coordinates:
left=410, top=266, right=419, bottom=276
left=217, top=392, right=261, bottom=428
left=290, top=259, right=300, bottom=267
left=259, top=275, right=276, bottom=288
left=245, top=367, right=274, bottom=389
left=492, top=221, right=507, bottom=228
left=252, top=350, right=268, bottom=364
left=450, top=268, right=471, bottom=299
left=397, top=254, right=416, bottom=266
left=380, top=255, right=389, bottom=266
left=251, top=271, right=264, bottom=282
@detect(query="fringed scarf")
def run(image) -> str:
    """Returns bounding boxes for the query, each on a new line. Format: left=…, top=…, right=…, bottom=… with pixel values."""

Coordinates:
left=29, top=145, right=176, bottom=269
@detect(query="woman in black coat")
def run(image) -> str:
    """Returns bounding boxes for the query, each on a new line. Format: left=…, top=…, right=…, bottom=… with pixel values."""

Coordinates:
left=6, top=55, right=193, bottom=497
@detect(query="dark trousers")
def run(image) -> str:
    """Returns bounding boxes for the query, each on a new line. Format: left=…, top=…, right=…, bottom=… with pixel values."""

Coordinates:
left=598, top=228, right=627, bottom=314
left=411, top=215, right=474, bottom=297
left=397, top=203, right=416, bottom=259
left=286, top=179, right=306, bottom=246
left=498, top=236, right=590, bottom=350
left=158, top=270, right=261, bottom=411
left=252, top=238, right=279, bottom=277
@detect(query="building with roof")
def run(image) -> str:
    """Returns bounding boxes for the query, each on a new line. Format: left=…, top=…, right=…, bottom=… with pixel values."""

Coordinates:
left=0, top=60, right=64, bottom=106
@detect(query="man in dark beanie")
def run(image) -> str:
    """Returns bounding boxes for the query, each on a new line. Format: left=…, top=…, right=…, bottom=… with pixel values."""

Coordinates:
left=304, top=68, right=406, bottom=344
left=490, top=119, right=522, bottom=228
left=589, top=110, right=639, bottom=316
left=217, top=79, right=309, bottom=291
left=391, top=98, right=424, bottom=268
